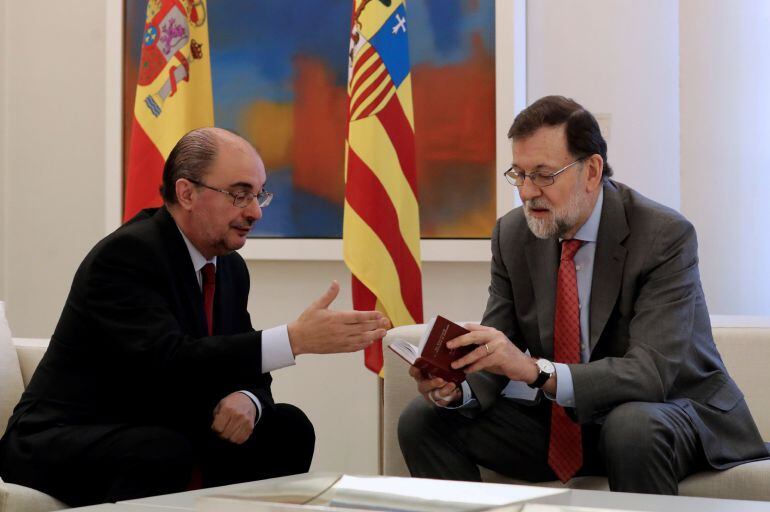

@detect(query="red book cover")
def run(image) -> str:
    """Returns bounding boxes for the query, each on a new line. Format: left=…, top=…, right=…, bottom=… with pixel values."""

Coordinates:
left=388, top=316, right=473, bottom=384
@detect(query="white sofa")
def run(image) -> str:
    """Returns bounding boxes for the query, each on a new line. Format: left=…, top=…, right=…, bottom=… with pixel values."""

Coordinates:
left=383, top=324, right=770, bottom=501
left=0, top=338, right=67, bottom=512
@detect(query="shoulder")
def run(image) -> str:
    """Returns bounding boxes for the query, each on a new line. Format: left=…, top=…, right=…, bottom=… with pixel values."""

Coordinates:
left=608, top=181, right=697, bottom=256
left=610, top=180, right=694, bottom=236
left=80, top=208, right=172, bottom=275
left=496, top=206, right=532, bottom=244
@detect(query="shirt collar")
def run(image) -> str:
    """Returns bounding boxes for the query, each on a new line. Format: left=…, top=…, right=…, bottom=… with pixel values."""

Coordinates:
left=571, top=187, right=604, bottom=243
left=177, top=226, right=217, bottom=272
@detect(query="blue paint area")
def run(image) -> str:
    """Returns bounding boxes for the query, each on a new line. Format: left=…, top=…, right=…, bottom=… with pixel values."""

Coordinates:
left=369, top=4, right=411, bottom=87
left=250, top=169, right=343, bottom=238
left=125, top=0, right=496, bottom=238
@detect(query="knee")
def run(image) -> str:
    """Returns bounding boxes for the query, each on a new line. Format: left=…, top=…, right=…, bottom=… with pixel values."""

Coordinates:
left=122, top=427, right=195, bottom=494
left=132, top=428, right=195, bottom=476
left=600, top=402, right=672, bottom=463
left=398, top=397, right=437, bottom=455
left=272, top=404, right=315, bottom=464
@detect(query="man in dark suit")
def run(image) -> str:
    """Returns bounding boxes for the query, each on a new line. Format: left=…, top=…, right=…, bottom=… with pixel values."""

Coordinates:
left=0, top=127, right=389, bottom=507
left=398, top=96, right=768, bottom=494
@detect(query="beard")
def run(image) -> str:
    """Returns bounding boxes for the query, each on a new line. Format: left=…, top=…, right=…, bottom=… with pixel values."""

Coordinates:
left=523, top=185, right=592, bottom=239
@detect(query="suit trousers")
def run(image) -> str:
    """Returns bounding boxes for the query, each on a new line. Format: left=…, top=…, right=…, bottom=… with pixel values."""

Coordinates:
left=0, top=403, right=315, bottom=507
left=398, top=395, right=705, bottom=495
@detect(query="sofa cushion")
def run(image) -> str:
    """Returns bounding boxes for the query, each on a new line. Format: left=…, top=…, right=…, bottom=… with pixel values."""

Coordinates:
left=0, top=303, right=23, bottom=438
left=0, top=479, right=67, bottom=512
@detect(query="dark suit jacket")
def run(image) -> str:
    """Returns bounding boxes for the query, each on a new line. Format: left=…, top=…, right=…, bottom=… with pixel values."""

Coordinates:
left=2, top=207, right=272, bottom=439
left=470, top=180, right=768, bottom=469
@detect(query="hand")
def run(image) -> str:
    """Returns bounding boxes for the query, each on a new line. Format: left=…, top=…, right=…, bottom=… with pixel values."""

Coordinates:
left=447, top=324, right=538, bottom=383
left=211, top=392, right=257, bottom=445
left=287, top=281, right=391, bottom=355
left=408, top=365, right=462, bottom=407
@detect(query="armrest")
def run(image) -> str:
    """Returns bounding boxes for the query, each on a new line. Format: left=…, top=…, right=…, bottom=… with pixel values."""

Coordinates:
left=13, top=338, right=49, bottom=388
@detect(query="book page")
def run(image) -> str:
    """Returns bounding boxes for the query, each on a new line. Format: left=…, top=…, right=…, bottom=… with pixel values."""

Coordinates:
left=388, top=339, right=419, bottom=365
left=417, top=316, right=438, bottom=353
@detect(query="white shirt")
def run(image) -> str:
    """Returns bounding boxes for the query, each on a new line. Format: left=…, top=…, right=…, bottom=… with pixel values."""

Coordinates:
left=177, top=228, right=296, bottom=422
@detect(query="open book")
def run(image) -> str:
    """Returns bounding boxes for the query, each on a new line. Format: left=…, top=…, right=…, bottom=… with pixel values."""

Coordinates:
left=388, top=316, right=473, bottom=384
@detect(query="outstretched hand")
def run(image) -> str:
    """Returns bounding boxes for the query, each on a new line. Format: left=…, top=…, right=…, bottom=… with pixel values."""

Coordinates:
left=287, top=281, right=391, bottom=356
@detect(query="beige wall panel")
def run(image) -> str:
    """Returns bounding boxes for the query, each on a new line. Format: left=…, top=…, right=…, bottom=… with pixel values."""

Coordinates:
left=4, top=1, right=107, bottom=336
left=679, top=0, right=770, bottom=315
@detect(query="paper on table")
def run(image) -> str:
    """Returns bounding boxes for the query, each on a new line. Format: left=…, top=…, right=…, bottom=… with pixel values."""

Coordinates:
left=324, top=475, right=566, bottom=509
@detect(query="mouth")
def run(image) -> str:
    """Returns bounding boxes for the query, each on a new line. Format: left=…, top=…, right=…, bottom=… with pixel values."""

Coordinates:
left=526, top=207, right=551, bottom=217
left=231, top=226, right=252, bottom=236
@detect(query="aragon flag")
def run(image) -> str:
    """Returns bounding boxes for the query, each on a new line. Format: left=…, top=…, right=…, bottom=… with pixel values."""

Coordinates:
left=343, top=0, right=424, bottom=375
left=124, top=0, right=214, bottom=221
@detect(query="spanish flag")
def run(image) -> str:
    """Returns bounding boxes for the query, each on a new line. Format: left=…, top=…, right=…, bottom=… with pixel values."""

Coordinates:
left=124, top=0, right=214, bottom=221
left=344, top=0, right=423, bottom=375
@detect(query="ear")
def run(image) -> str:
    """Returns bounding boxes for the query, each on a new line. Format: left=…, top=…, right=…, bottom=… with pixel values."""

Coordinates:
left=175, top=178, right=196, bottom=211
left=584, top=154, right=604, bottom=192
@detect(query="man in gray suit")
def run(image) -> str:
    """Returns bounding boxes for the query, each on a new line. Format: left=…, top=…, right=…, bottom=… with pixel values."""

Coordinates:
left=398, top=95, right=768, bottom=494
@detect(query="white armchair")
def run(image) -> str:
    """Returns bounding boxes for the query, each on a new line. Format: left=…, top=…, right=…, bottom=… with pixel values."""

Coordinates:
left=0, top=337, right=67, bottom=512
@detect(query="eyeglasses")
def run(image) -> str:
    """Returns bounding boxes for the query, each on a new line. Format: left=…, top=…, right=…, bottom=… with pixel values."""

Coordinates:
left=503, top=156, right=588, bottom=188
left=187, top=179, right=273, bottom=208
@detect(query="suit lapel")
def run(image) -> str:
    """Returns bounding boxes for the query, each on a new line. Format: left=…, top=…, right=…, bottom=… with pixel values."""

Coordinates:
left=589, top=182, right=629, bottom=352
left=153, top=207, right=208, bottom=337
left=525, top=236, right=560, bottom=358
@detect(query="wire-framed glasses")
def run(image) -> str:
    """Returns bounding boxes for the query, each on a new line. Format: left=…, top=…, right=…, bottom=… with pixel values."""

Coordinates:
left=187, top=178, right=273, bottom=208
left=503, top=156, right=588, bottom=188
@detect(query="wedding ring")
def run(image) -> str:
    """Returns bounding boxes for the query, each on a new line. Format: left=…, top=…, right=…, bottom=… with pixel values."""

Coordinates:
left=484, top=343, right=491, bottom=355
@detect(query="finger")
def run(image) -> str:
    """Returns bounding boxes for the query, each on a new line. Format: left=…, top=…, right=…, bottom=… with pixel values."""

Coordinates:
left=446, top=331, right=489, bottom=349
left=408, top=365, right=425, bottom=380
left=446, top=331, right=480, bottom=348
left=309, top=281, right=340, bottom=310
left=337, top=310, right=385, bottom=324
left=464, top=323, right=494, bottom=332
left=450, top=345, right=488, bottom=370
left=211, top=411, right=232, bottom=435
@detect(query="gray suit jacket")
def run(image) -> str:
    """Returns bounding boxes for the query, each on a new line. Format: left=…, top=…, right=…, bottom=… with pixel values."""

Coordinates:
left=471, top=179, right=767, bottom=469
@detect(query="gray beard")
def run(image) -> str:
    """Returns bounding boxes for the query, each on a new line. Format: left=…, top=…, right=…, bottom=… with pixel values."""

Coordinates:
left=524, top=189, right=592, bottom=239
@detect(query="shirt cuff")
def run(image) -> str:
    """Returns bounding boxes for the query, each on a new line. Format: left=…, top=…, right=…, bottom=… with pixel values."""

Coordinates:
left=432, top=380, right=478, bottom=409
left=551, top=362, right=576, bottom=407
left=261, top=324, right=296, bottom=373
left=237, top=390, right=262, bottom=424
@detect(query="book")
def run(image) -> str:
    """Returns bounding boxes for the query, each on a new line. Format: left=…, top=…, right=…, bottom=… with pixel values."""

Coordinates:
left=388, top=315, right=473, bottom=384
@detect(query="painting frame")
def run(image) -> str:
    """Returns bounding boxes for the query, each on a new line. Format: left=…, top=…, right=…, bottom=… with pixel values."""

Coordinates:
left=107, top=0, right=526, bottom=262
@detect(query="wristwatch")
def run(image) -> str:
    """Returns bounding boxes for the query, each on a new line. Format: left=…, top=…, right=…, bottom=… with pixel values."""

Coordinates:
left=527, top=358, right=555, bottom=389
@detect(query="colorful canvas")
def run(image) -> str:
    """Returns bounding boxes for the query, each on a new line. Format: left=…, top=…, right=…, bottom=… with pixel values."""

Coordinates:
left=124, top=0, right=496, bottom=238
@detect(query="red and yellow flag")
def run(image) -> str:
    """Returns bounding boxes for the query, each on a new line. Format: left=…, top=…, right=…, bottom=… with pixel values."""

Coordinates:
left=124, top=0, right=214, bottom=221
left=344, top=0, right=423, bottom=375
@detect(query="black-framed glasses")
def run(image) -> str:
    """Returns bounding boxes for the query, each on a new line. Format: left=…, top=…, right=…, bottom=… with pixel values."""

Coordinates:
left=503, top=156, right=588, bottom=188
left=187, top=178, right=273, bottom=208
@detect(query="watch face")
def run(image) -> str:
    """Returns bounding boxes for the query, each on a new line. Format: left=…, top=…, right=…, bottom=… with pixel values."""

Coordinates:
left=537, top=358, right=555, bottom=374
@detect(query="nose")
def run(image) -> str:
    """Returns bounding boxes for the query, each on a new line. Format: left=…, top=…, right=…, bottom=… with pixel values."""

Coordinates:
left=243, top=197, right=262, bottom=222
left=517, top=176, right=541, bottom=203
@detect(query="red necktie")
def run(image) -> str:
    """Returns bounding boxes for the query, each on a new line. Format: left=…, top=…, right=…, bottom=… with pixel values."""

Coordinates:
left=201, top=263, right=216, bottom=336
left=549, top=239, right=584, bottom=482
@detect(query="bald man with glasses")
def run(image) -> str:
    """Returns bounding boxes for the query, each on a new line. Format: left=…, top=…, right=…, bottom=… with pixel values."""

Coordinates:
left=0, top=127, right=390, bottom=507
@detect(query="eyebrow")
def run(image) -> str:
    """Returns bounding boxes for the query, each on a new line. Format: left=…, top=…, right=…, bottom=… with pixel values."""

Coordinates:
left=229, top=181, right=255, bottom=190
left=512, top=163, right=556, bottom=172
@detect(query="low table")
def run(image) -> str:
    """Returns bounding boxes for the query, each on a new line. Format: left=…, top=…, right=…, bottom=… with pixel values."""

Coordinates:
left=67, top=473, right=770, bottom=512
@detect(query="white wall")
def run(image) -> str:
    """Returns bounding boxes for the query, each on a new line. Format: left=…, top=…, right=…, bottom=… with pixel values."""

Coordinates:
left=0, top=0, right=6, bottom=298
left=679, top=0, right=770, bottom=315
left=3, top=1, right=107, bottom=336
left=527, top=0, right=681, bottom=210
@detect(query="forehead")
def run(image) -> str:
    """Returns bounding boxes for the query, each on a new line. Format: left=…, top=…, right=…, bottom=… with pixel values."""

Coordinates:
left=511, top=124, right=570, bottom=166
left=206, top=137, right=265, bottom=189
